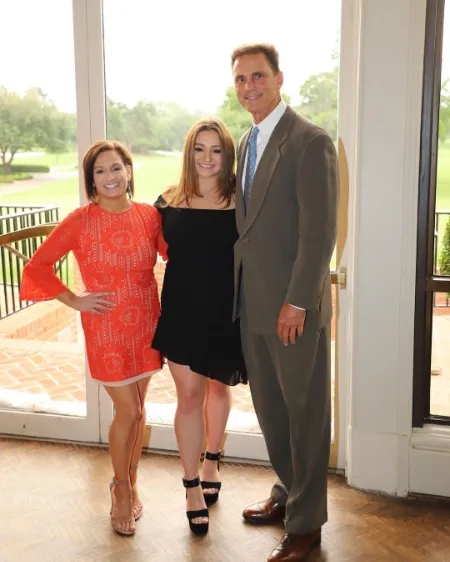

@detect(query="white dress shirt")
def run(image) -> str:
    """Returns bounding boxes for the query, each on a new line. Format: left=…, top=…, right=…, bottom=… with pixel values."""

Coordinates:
left=242, top=100, right=287, bottom=192
left=243, top=100, right=304, bottom=312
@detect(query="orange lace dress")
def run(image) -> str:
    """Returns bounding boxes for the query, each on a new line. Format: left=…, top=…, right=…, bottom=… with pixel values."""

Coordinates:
left=19, top=202, right=167, bottom=386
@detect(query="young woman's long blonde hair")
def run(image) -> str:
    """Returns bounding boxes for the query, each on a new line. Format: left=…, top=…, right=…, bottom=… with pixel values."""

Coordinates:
left=167, top=117, right=236, bottom=207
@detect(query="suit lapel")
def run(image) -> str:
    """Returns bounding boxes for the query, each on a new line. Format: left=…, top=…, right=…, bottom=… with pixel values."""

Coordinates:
left=241, top=106, right=296, bottom=235
left=235, top=129, right=251, bottom=234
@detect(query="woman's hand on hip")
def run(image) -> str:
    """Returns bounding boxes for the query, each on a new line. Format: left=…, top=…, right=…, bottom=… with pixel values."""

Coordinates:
left=72, top=292, right=116, bottom=315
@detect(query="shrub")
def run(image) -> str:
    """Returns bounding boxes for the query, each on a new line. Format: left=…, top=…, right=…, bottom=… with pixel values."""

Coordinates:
left=0, top=164, right=50, bottom=174
left=0, top=173, right=33, bottom=183
left=439, top=216, right=450, bottom=297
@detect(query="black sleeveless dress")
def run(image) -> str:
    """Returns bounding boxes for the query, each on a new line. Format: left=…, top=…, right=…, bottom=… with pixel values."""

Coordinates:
left=151, top=196, right=247, bottom=386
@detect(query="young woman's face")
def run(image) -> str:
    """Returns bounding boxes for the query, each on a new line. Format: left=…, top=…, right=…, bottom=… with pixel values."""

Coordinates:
left=93, top=150, right=131, bottom=201
left=194, top=130, right=223, bottom=180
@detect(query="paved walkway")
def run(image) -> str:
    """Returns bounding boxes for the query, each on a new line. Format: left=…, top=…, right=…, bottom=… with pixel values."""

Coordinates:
left=0, top=297, right=448, bottom=422
left=430, top=314, right=450, bottom=416
left=0, top=306, right=256, bottom=413
left=0, top=343, right=256, bottom=412
left=0, top=171, right=78, bottom=196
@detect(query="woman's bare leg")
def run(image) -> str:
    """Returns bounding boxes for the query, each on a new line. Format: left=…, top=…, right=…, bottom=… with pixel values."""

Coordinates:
left=202, top=380, right=232, bottom=493
left=104, top=382, right=144, bottom=534
left=129, top=377, right=151, bottom=517
left=169, top=361, right=208, bottom=524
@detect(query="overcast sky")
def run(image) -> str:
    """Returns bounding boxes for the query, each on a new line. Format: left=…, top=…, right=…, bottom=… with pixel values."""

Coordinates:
left=1, top=0, right=341, bottom=114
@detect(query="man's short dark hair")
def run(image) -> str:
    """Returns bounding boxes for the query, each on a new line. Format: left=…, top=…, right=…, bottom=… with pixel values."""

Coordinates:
left=231, top=43, right=280, bottom=74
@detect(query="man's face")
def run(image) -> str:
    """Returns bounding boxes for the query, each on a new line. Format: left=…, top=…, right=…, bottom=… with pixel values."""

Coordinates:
left=233, top=52, right=283, bottom=123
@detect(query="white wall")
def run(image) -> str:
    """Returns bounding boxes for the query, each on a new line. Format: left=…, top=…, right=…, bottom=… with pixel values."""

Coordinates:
left=342, top=0, right=426, bottom=495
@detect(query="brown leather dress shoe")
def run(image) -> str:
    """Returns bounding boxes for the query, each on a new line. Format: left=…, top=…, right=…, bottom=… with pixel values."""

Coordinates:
left=242, top=497, right=286, bottom=524
left=267, top=530, right=321, bottom=561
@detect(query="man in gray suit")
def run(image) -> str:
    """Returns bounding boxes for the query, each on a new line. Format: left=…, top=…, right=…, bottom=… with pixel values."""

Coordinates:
left=231, top=43, right=339, bottom=561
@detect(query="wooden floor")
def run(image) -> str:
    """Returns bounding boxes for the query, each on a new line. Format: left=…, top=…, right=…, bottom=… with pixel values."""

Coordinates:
left=2, top=440, right=450, bottom=562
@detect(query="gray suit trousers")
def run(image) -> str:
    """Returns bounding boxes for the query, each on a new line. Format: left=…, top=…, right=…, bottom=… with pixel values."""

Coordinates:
left=241, top=312, right=331, bottom=535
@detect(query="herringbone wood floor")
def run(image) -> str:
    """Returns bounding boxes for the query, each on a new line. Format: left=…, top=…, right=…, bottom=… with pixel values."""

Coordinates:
left=1, top=439, right=450, bottom=561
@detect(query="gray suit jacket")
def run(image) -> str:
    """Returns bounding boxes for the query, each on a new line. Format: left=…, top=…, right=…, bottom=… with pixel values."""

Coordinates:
left=233, top=106, right=339, bottom=333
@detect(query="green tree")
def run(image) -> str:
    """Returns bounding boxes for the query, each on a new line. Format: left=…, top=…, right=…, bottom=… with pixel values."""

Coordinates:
left=217, top=86, right=291, bottom=142
left=439, top=79, right=450, bottom=143
left=127, top=100, right=160, bottom=151
left=106, top=98, right=199, bottom=153
left=106, top=98, right=130, bottom=145
left=294, top=66, right=338, bottom=140
left=439, top=217, right=450, bottom=297
left=152, top=103, right=199, bottom=152
left=0, top=87, right=74, bottom=173
left=217, top=86, right=252, bottom=141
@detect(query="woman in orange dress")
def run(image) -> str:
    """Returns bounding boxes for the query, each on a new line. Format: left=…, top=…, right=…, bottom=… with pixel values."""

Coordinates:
left=20, top=140, right=167, bottom=537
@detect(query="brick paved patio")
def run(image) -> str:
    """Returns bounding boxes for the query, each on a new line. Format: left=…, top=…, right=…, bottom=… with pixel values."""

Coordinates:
left=0, top=306, right=257, bottom=411
left=1, top=292, right=448, bottom=427
left=0, top=300, right=269, bottom=431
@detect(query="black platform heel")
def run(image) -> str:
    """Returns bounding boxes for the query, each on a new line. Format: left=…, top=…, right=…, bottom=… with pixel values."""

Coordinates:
left=201, top=450, right=222, bottom=506
left=182, top=476, right=209, bottom=535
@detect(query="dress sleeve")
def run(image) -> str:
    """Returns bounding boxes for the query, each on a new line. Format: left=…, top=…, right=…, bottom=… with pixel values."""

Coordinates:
left=154, top=194, right=164, bottom=209
left=19, top=208, right=82, bottom=302
left=154, top=206, right=168, bottom=261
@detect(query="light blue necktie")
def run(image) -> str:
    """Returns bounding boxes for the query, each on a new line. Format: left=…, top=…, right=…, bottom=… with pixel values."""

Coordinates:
left=244, top=126, right=259, bottom=214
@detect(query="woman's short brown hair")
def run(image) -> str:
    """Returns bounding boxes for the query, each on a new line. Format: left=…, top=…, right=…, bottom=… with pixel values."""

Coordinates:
left=231, top=43, right=280, bottom=74
left=83, top=140, right=134, bottom=202
left=168, top=118, right=236, bottom=208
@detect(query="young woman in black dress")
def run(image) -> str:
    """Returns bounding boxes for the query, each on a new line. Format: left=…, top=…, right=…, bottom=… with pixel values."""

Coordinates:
left=152, top=118, right=246, bottom=535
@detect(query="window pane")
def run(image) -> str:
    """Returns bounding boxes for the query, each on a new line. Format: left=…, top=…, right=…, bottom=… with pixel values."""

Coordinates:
left=103, top=0, right=341, bottom=436
left=435, top=4, right=450, bottom=275
left=430, top=293, right=450, bottom=416
left=0, top=1, right=86, bottom=416
left=103, top=0, right=341, bottom=204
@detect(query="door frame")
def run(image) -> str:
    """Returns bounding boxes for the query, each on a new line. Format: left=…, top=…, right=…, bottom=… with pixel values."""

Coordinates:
left=0, top=0, right=110, bottom=444
left=1, top=0, right=351, bottom=469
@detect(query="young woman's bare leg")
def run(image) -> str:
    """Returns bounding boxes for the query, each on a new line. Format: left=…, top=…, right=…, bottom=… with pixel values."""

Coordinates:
left=169, top=362, right=208, bottom=525
left=202, top=380, right=231, bottom=494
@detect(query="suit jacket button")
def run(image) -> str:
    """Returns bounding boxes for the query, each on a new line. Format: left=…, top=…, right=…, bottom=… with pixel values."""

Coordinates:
left=243, top=237, right=249, bottom=243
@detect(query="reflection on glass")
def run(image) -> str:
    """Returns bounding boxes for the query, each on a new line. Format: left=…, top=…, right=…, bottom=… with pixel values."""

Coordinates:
left=0, top=1, right=85, bottom=416
left=430, top=293, right=450, bottom=416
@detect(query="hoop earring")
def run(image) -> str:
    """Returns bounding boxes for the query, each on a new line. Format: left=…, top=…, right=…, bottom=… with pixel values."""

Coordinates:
left=127, top=180, right=132, bottom=200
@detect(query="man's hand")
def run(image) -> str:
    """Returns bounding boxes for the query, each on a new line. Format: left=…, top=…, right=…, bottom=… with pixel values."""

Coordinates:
left=277, top=303, right=306, bottom=346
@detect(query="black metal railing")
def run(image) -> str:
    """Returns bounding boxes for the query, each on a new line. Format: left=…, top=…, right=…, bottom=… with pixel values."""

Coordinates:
left=0, top=205, right=69, bottom=318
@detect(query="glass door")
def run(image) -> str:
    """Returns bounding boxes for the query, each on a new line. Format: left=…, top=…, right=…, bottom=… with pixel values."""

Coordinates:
left=101, top=0, right=345, bottom=462
left=0, top=0, right=347, bottom=461
left=0, top=0, right=107, bottom=442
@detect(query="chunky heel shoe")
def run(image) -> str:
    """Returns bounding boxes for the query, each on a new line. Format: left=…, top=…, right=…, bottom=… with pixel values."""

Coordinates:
left=201, top=450, right=222, bottom=506
left=109, top=479, right=136, bottom=536
left=183, top=476, right=209, bottom=535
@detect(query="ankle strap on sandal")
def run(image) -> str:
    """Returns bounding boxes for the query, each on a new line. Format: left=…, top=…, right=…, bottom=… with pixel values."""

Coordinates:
left=182, top=476, right=200, bottom=489
left=112, top=478, right=130, bottom=485
left=204, top=450, right=222, bottom=462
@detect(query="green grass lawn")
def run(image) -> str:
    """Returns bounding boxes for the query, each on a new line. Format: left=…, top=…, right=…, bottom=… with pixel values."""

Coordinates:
left=437, top=143, right=450, bottom=211
left=1, top=153, right=182, bottom=287
left=3, top=143, right=450, bottom=274
left=434, top=143, right=450, bottom=265
left=13, top=152, right=78, bottom=169
left=13, top=151, right=80, bottom=169
left=2, top=152, right=182, bottom=219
